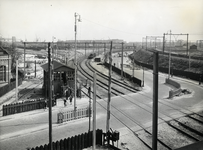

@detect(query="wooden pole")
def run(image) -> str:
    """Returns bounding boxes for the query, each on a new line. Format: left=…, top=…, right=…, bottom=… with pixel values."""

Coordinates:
left=35, top=60, right=36, bottom=78
left=121, top=42, right=124, bottom=80
left=48, top=42, right=53, bottom=150
left=106, top=41, right=112, bottom=133
left=152, top=51, right=159, bottom=150
left=92, top=72, right=97, bottom=150
left=15, top=59, right=18, bottom=102
left=187, top=34, right=189, bottom=56
left=24, top=42, right=26, bottom=75
left=88, top=83, right=91, bottom=132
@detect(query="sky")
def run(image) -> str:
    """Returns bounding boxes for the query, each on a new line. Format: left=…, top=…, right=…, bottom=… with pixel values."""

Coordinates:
left=0, top=0, right=203, bottom=42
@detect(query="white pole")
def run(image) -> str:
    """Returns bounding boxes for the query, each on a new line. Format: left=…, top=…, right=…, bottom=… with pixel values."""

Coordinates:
left=16, top=59, right=18, bottom=102
left=92, top=72, right=97, bottom=150
left=74, top=12, right=77, bottom=118
left=168, top=30, right=172, bottom=79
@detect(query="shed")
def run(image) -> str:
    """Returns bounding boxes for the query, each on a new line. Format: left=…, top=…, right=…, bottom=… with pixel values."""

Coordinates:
left=41, top=60, right=75, bottom=98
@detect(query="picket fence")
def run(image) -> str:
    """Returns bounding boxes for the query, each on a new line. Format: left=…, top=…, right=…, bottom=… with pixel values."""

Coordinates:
left=31, top=129, right=103, bottom=150
left=58, top=107, right=91, bottom=123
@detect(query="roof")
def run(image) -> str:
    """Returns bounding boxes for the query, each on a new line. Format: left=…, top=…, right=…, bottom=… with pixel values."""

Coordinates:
left=0, top=46, right=10, bottom=55
left=41, top=60, right=75, bottom=72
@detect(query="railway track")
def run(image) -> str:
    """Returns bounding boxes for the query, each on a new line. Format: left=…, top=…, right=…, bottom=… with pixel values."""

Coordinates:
left=0, top=78, right=43, bottom=113
left=78, top=58, right=139, bottom=98
left=78, top=55, right=203, bottom=149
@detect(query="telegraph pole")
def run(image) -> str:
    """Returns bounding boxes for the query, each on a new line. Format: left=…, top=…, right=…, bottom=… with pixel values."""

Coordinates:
left=163, top=33, right=165, bottom=53
left=92, top=72, right=97, bottom=150
left=88, top=84, right=91, bottom=132
left=85, top=43, right=86, bottom=56
left=48, top=42, right=53, bottom=150
left=168, top=30, right=172, bottom=79
left=132, top=43, right=135, bottom=78
left=15, top=59, right=18, bottom=102
left=24, top=42, right=26, bottom=74
left=106, top=41, right=112, bottom=133
left=186, top=34, right=189, bottom=55
left=121, top=42, right=124, bottom=80
left=152, top=51, right=159, bottom=150
left=74, top=12, right=81, bottom=118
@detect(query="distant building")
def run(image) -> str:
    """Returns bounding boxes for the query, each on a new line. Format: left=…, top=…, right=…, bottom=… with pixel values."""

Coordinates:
left=0, top=47, right=12, bottom=83
left=190, top=45, right=197, bottom=50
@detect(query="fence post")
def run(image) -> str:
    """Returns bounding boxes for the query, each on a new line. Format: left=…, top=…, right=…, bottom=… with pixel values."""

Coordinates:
left=39, top=145, right=44, bottom=150
left=52, top=142, right=56, bottom=150
left=60, top=139, right=64, bottom=150
left=44, top=144, right=48, bottom=150
left=67, top=137, right=71, bottom=150
left=84, top=132, right=88, bottom=148
left=75, top=135, right=78, bottom=150
left=56, top=141, right=60, bottom=150
left=81, top=133, right=85, bottom=149
left=71, top=136, right=75, bottom=150
left=88, top=131, right=92, bottom=147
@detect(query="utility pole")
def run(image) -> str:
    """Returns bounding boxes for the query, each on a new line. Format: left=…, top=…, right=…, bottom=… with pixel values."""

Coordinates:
left=74, top=12, right=81, bottom=118
left=106, top=41, right=112, bottom=133
left=121, top=42, right=124, bottom=80
left=104, top=43, right=106, bottom=54
left=152, top=51, right=159, bottom=150
left=35, top=60, right=36, bottom=78
left=142, top=66, right=144, bottom=87
left=187, top=34, right=189, bottom=56
left=168, top=30, right=172, bottom=79
left=132, top=43, right=135, bottom=78
left=48, top=42, right=53, bottom=150
left=24, top=42, right=26, bottom=74
left=92, top=72, right=97, bottom=150
left=163, top=33, right=165, bottom=53
left=88, top=84, right=91, bottom=132
left=85, top=43, right=86, bottom=56
left=15, top=59, right=18, bottom=102
left=93, top=41, right=95, bottom=53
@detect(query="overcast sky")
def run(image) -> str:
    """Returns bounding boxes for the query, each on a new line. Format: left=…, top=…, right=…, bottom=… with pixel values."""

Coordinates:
left=0, top=0, right=202, bottom=42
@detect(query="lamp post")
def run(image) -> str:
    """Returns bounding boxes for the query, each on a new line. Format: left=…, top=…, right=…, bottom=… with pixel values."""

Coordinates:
left=74, top=12, right=81, bottom=117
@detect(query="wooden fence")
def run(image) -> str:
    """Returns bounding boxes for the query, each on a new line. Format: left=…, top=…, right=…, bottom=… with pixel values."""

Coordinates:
left=2, top=99, right=56, bottom=116
left=104, top=62, right=142, bottom=87
left=31, top=129, right=103, bottom=150
left=58, top=107, right=91, bottom=123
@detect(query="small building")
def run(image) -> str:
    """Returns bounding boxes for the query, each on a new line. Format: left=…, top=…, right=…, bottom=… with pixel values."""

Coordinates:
left=190, top=45, right=197, bottom=50
left=0, top=47, right=11, bottom=83
left=41, top=60, right=75, bottom=98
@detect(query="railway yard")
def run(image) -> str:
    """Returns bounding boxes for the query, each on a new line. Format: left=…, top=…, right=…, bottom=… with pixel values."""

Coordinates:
left=0, top=49, right=203, bottom=150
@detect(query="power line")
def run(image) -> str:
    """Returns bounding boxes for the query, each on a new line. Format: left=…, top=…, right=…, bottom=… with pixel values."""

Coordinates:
left=82, top=17, right=143, bottom=36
